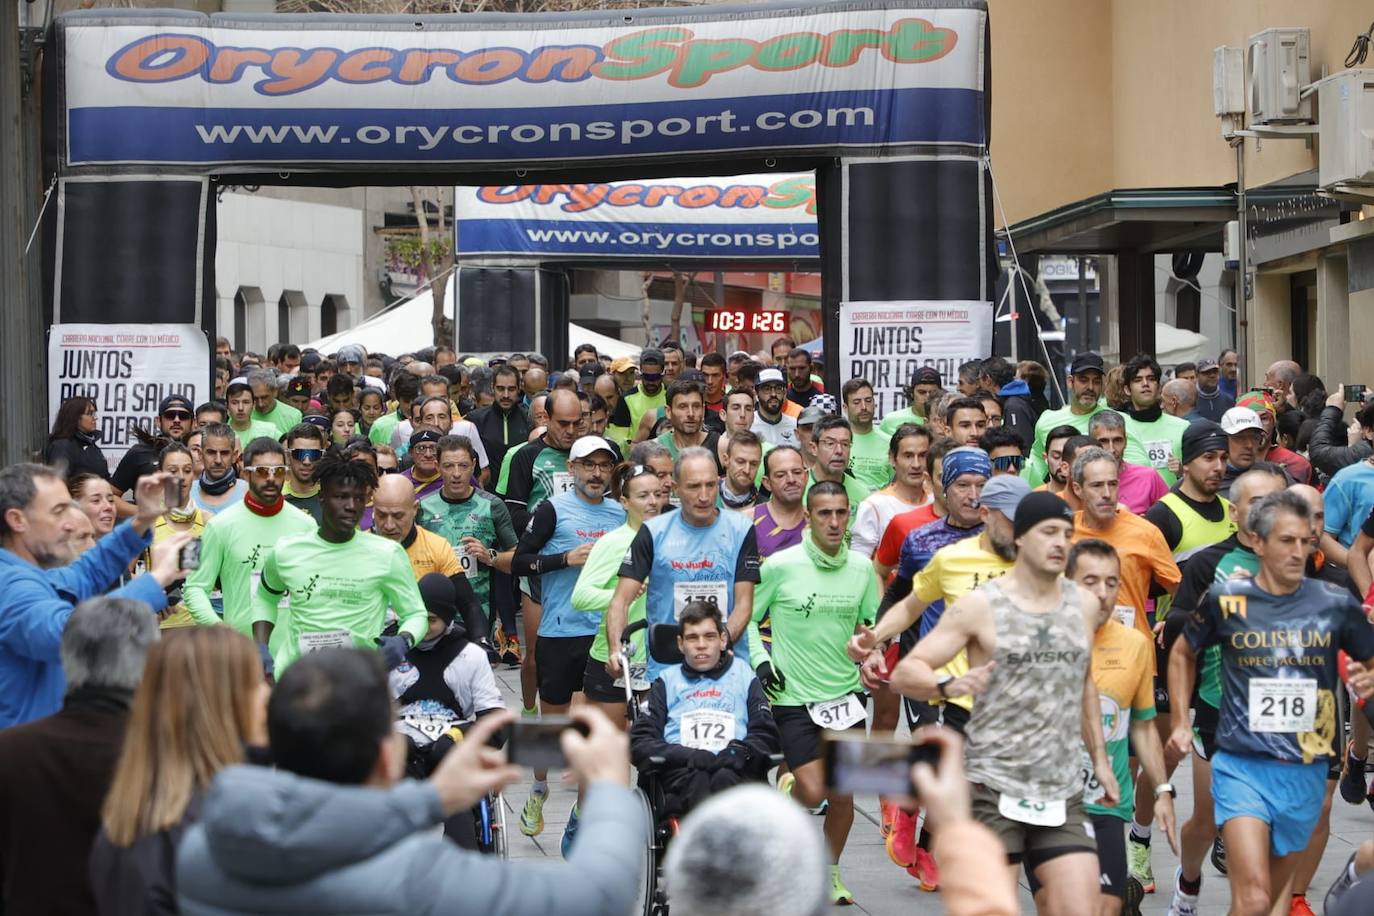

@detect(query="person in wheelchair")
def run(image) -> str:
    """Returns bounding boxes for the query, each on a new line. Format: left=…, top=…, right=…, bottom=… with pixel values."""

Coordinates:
left=629, top=601, right=780, bottom=819
left=389, top=573, right=506, bottom=847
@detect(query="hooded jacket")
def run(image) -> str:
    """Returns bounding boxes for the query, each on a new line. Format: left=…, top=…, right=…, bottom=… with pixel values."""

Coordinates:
left=177, top=765, right=645, bottom=916
left=997, top=379, right=1039, bottom=454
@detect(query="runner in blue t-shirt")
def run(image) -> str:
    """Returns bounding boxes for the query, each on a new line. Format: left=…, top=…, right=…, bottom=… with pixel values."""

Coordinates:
left=606, top=445, right=761, bottom=683
left=510, top=436, right=625, bottom=856
left=1167, top=489, right=1374, bottom=916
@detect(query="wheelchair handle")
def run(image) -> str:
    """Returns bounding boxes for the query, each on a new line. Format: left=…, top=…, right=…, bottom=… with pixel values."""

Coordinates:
left=620, top=618, right=648, bottom=648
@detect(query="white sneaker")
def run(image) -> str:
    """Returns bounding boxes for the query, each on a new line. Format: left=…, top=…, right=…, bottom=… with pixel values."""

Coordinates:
left=1167, top=867, right=1199, bottom=916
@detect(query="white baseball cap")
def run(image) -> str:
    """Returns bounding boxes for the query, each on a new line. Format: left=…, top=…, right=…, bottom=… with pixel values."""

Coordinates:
left=1219, top=406, right=1264, bottom=436
left=757, top=368, right=786, bottom=386
left=568, top=436, right=617, bottom=462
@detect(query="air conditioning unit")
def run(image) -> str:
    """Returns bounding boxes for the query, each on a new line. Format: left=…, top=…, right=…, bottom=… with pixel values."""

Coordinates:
left=1318, top=70, right=1374, bottom=194
left=1247, top=28, right=1313, bottom=125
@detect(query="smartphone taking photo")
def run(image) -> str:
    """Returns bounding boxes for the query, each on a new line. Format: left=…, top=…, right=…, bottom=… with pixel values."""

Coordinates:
left=822, top=732, right=940, bottom=798
left=503, top=716, right=590, bottom=771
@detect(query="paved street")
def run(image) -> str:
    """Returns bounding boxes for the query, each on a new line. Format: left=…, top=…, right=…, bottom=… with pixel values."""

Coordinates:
left=490, top=666, right=1372, bottom=914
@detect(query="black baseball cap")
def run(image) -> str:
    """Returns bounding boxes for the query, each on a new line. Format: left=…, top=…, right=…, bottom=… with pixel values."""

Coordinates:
left=410, top=428, right=442, bottom=447
left=159, top=394, right=194, bottom=415
left=911, top=367, right=943, bottom=386
left=1069, top=352, right=1105, bottom=375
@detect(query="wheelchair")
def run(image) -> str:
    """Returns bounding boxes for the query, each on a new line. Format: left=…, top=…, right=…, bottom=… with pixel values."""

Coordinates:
left=404, top=722, right=509, bottom=859
left=619, top=619, right=780, bottom=916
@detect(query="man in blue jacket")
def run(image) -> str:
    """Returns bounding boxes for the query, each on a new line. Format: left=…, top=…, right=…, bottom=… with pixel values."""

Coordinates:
left=0, top=463, right=189, bottom=728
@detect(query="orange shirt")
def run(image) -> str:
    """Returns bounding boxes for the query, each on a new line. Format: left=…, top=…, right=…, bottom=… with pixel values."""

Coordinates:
left=1072, top=509, right=1181, bottom=640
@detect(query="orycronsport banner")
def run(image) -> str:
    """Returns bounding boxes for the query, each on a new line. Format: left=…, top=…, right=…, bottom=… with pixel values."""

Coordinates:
left=48, top=324, right=209, bottom=475
left=841, top=300, right=992, bottom=417
left=455, top=175, right=819, bottom=260
left=58, top=3, right=985, bottom=170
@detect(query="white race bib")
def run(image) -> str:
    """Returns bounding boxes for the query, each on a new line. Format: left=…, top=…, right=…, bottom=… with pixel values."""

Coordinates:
left=680, top=709, right=735, bottom=752
left=1248, top=678, right=1316, bottom=733
left=807, top=694, right=867, bottom=730
left=1144, top=440, right=1172, bottom=470
left=613, top=662, right=651, bottom=693
left=551, top=472, right=576, bottom=495
left=298, top=629, right=353, bottom=655
left=453, top=546, right=475, bottom=576
left=1078, top=749, right=1108, bottom=806
left=998, top=793, right=1067, bottom=827
left=1112, top=605, right=1136, bottom=629
left=672, top=580, right=729, bottom=620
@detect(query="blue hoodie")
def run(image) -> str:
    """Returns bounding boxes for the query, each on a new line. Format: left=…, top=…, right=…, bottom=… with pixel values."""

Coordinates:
left=997, top=379, right=1040, bottom=453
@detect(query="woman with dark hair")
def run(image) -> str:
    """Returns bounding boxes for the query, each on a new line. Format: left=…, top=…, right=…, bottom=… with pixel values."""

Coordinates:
left=44, top=396, right=109, bottom=480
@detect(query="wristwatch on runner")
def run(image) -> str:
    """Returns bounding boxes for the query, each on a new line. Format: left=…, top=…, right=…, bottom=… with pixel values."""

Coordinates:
left=487, top=548, right=499, bottom=565
left=1152, top=782, right=1176, bottom=799
left=935, top=674, right=954, bottom=699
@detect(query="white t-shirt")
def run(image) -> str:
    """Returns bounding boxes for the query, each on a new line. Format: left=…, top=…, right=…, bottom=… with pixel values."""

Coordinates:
left=389, top=641, right=505, bottom=746
left=851, top=486, right=931, bottom=558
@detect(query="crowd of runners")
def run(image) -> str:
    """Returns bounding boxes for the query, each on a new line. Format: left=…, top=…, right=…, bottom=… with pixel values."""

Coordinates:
left=5, top=336, right=1374, bottom=915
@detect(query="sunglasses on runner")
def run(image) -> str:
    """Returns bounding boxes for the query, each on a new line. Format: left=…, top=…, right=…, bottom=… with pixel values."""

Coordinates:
left=248, top=466, right=288, bottom=480
left=290, top=448, right=324, bottom=462
left=991, top=454, right=1026, bottom=472
left=640, top=372, right=663, bottom=382
left=161, top=410, right=192, bottom=421
left=378, top=466, right=401, bottom=475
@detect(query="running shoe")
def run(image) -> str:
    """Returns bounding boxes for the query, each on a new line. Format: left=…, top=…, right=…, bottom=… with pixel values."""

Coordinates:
left=502, top=634, right=522, bottom=668
left=1127, top=837, right=1154, bottom=893
left=879, top=800, right=896, bottom=838
left=1167, top=867, right=1199, bottom=916
left=1339, top=743, right=1368, bottom=804
left=1324, top=852, right=1360, bottom=915
left=1288, top=894, right=1316, bottom=916
left=885, top=809, right=917, bottom=868
left=908, top=847, right=940, bottom=891
left=1210, top=836, right=1228, bottom=876
left=829, top=866, right=854, bottom=906
left=481, top=637, right=502, bottom=666
left=777, top=772, right=796, bottom=798
left=519, top=789, right=546, bottom=837
left=809, top=799, right=829, bottom=816
left=560, top=804, right=580, bottom=859
left=1124, top=875, right=1145, bottom=916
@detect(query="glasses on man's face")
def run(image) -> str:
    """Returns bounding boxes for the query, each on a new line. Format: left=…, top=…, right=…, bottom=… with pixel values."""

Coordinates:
left=640, top=373, right=663, bottom=383
left=248, top=465, right=288, bottom=481
left=412, top=444, right=438, bottom=455
left=162, top=410, right=192, bottom=422
left=991, top=454, right=1026, bottom=472
left=579, top=460, right=615, bottom=472
left=378, top=466, right=402, bottom=475
left=290, top=448, right=324, bottom=463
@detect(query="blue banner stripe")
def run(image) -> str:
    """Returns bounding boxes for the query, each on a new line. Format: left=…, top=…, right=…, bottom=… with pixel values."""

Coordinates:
left=457, top=218, right=819, bottom=258
left=68, top=86, right=982, bottom=165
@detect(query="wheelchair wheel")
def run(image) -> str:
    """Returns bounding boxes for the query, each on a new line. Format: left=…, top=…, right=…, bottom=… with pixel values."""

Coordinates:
left=632, top=786, right=661, bottom=916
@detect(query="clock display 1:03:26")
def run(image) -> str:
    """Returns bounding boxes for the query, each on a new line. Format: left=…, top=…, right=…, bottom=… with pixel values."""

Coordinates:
left=706, top=309, right=789, bottom=333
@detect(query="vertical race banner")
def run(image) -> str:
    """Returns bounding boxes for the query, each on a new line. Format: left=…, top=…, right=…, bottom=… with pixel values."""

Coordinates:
left=840, top=300, right=993, bottom=417
left=48, top=324, right=209, bottom=473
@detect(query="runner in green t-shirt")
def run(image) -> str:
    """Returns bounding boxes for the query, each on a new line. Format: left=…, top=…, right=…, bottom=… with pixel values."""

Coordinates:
left=418, top=435, right=518, bottom=638
left=1023, top=352, right=1107, bottom=485
left=225, top=381, right=279, bottom=448
left=251, top=455, right=426, bottom=675
left=842, top=378, right=893, bottom=492
left=183, top=437, right=316, bottom=636
left=801, top=416, right=870, bottom=529
left=248, top=369, right=303, bottom=437
left=878, top=366, right=943, bottom=436
left=1119, top=354, right=1188, bottom=486
left=751, top=480, right=880, bottom=906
